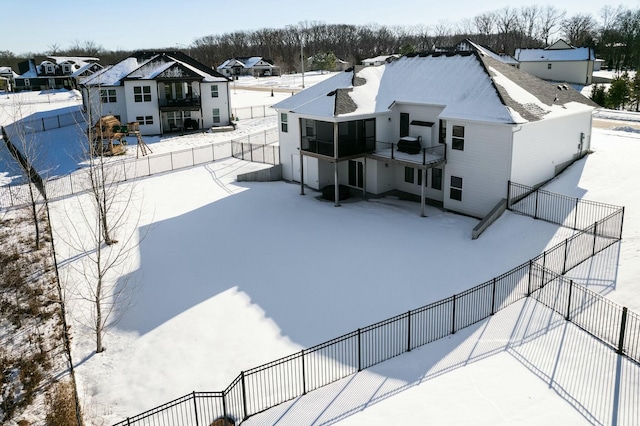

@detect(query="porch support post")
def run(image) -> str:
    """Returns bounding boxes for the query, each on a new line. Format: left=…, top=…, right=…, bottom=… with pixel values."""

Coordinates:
left=299, top=151, right=305, bottom=195
left=333, top=122, right=340, bottom=207
left=420, top=168, right=426, bottom=217
left=362, top=158, right=367, bottom=200
left=299, top=117, right=305, bottom=195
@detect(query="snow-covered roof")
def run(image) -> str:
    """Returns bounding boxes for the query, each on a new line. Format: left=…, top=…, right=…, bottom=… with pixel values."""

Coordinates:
left=515, top=45, right=595, bottom=62
left=274, top=52, right=597, bottom=125
left=217, top=57, right=272, bottom=70
left=457, top=39, right=519, bottom=66
left=83, top=52, right=228, bottom=86
left=362, top=54, right=399, bottom=65
left=48, top=56, right=99, bottom=64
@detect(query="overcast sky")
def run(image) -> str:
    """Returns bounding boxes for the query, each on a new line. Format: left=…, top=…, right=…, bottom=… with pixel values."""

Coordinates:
left=5, top=0, right=638, bottom=54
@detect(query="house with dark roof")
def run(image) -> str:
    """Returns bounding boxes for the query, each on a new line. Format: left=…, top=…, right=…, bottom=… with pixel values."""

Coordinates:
left=14, top=56, right=102, bottom=91
left=217, top=57, right=279, bottom=78
left=273, top=49, right=597, bottom=221
left=81, top=51, right=231, bottom=135
left=514, top=40, right=596, bottom=85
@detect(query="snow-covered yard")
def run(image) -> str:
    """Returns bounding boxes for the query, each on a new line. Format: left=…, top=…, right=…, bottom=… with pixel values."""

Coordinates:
left=2, top=77, right=640, bottom=425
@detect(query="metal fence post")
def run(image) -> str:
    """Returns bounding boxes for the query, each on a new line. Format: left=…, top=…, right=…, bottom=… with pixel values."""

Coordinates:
left=451, top=294, right=457, bottom=335
left=565, top=280, right=573, bottom=321
left=541, top=252, right=546, bottom=287
left=192, top=391, right=200, bottom=426
left=126, top=417, right=131, bottom=426
left=241, top=371, right=248, bottom=420
left=617, top=307, right=628, bottom=354
left=170, top=151, right=174, bottom=171
left=573, top=198, right=579, bottom=230
left=357, top=328, right=362, bottom=371
left=562, top=239, right=569, bottom=274
left=250, top=144, right=254, bottom=162
left=592, top=221, right=598, bottom=256
left=491, top=278, right=497, bottom=315
left=222, top=390, right=228, bottom=422
left=534, top=189, right=539, bottom=219
left=506, top=181, right=511, bottom=209
left=301, top=350, right=307, bottom=395
left=407, top=310, right=412, bottom=352
left=620, top=207, right=625, bottom=240
left=527, top=260, right=533, bottom=296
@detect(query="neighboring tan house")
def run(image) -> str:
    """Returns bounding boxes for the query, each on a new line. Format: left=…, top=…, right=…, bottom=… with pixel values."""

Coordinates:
left=361, top=55, right=399, bottom=66
left=217, top=57, right=279, bottom=77
left=273, top=49, right=597, bottom=220
left=14, top=56, right=102, bottom=91
left=514, top=40, right=596, bottom=85
left=0, top=66, right=16, bottom=91
left=80, top=50, right=232, bottom=136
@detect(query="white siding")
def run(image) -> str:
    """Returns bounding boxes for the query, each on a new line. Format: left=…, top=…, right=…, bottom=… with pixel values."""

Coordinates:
left=510, top=111, right=592, bottom=186
left=85, top=86, right=127, bottom=125
left=201, top=81, right=231, bottom=128
left=443, top=121, right=513, bottom=218
left=124, top=81, right=161, bottom=135
left=519, top=61, right=592, bottom=85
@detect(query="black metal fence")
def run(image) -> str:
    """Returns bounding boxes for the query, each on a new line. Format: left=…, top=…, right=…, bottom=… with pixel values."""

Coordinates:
left=0, top=136, right=281, bottom=210
left=508, top=181, right=623, bottom=231
left=4, top=109, right=85, bottom=134
left=112, top=185, right=628, bottom=426
left=232, top=142, right=280, bottom=165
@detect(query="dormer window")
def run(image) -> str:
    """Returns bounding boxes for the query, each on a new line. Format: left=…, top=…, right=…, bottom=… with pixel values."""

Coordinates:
left=46, top=64, right=54, bottom=74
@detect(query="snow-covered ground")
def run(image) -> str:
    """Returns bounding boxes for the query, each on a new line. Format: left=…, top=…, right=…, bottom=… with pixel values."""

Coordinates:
left=2, top=75, right=640, bottom=425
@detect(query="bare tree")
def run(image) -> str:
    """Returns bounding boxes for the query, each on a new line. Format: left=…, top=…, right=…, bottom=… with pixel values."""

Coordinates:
left=539, top=6, right=566, bottom=46
left=1, top=96, right=48, bottom=249
left=562, top=13, right=599, bottom=46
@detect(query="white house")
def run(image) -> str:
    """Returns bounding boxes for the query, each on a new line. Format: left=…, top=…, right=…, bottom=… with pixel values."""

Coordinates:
left=514, top=40, right=596, bottom=85
left=217, top=57, right=278, bottom=78
left=81, top=51, right=232, bottom=136
left=273, top=50, right=597, bottom=220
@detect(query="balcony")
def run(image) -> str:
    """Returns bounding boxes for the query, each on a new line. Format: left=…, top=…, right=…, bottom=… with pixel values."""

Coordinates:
left=301, top=136, right=376, bottom=159
left=369, top=141, right=446, bottom=167
left=159, top=96, right=201, bottom=110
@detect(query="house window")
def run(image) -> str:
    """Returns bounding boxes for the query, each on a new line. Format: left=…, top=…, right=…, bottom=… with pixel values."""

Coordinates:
left=100, top=89, right=117, bottom=103
left=281, top=113, right=288, bottom=132
left=136, top=115, right=154, bottom=125
left=548, top=63, right=552, bottom=69
left=439, top=119, right=446, bottom=144
left=431, top=168, right=442, bottom=190
left=417, top=169, right=425, bottom=186
left=404, top=167, right=414, bottom=184
left=134, top=86, right=152, bottom=102
left=450, top=176, right=463, bottom=201
left=212, top=108, right=221, bottom=124
left=452, top=125, right=465, bottom=151
left=211, top=85, right=219, bottom=98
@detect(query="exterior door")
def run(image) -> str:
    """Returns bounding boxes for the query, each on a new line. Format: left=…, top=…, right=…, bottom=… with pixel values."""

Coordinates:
left=400, top=113, right=410, bottom=138
left=348, top=160, right=364, bottom=188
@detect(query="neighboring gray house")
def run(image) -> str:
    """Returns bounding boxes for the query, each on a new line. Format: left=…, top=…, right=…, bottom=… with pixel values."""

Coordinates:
left=81, top=51, right=232, bottom=135
left=14, top=56, right=102, bottom=91
left=273, top=49, right=597, bottom=220
left=217, top=57, right=279, bottom=78
left=514, top=40, right=596, bottom=85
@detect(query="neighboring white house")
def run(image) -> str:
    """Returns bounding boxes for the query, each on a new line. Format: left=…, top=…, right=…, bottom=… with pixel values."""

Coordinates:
left=361, top=55, right=399, bottom=66
left=273, top=49, right=597, bottom=220
left=81, top=51, right=232, bottom=136
left=514, top=40, right=596, bottom=85
left=217, top=57, right=279, bottom=78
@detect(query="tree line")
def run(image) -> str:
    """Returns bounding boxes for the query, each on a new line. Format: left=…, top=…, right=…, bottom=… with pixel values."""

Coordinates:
left=2, top=5, right=640, bottom=79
